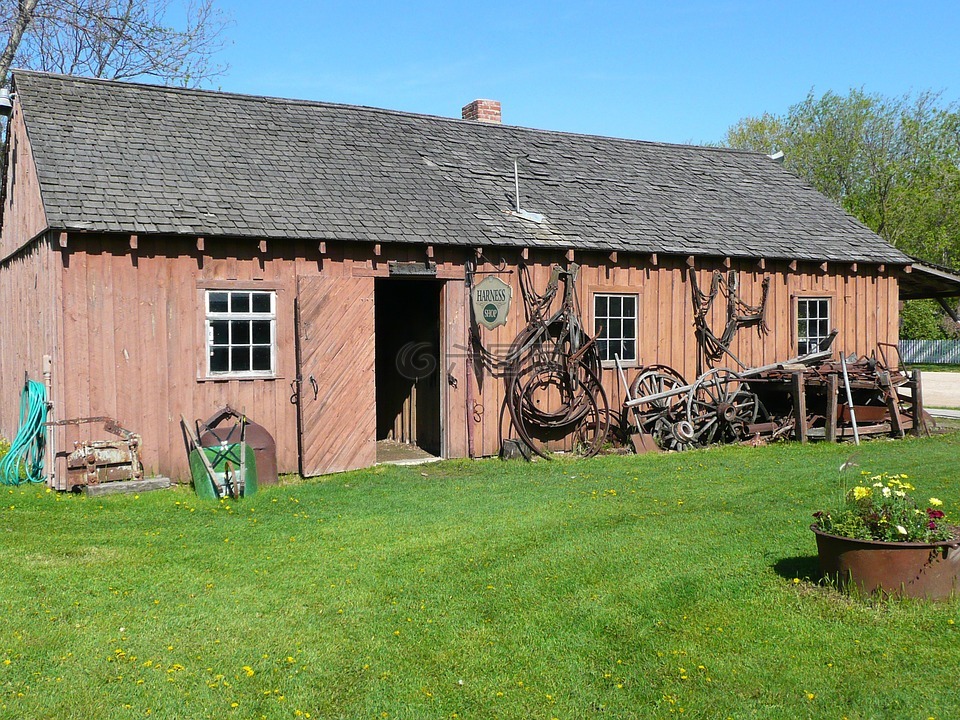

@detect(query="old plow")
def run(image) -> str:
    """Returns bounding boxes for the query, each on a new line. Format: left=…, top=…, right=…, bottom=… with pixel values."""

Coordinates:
left=621, top=343, right=929, bottom=452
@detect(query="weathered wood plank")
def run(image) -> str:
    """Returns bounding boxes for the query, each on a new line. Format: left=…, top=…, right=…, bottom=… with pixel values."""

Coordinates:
left=792, top=371, right=808, bottom=443
left=84, top=477, right=172, bottom=497
left=825, top=373, right=838, bottom=443
left=296, top=275, right=376, bottom=475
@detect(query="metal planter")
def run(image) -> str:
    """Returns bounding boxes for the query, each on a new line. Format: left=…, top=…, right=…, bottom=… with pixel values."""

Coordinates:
left=812, top=525, right=960, bottom=599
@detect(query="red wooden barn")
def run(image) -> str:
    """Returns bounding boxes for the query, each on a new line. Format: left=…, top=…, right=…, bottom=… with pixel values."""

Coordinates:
left=0, top=72, right=954, bottom=484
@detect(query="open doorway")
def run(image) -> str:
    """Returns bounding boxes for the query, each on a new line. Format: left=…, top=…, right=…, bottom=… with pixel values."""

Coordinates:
left=375, top=278, right=442, bottom=462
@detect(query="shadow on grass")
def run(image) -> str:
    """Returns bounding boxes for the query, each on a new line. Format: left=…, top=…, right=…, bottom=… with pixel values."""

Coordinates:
left=774, top=555, right=821, bottom=581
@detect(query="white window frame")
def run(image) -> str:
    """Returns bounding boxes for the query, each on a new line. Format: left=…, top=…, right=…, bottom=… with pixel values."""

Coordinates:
left=205, top=289, right=277, bottom=378
left=594, top=292, right=639, bottom=364
left=797, top=297, right=831, bottom=355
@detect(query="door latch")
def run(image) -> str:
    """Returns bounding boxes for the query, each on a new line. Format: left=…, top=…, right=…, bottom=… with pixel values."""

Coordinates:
left=309, top=374, right=319, bottom=400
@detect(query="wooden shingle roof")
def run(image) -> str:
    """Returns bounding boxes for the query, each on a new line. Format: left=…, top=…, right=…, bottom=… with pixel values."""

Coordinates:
left=12, top=70, right=911, bottom=264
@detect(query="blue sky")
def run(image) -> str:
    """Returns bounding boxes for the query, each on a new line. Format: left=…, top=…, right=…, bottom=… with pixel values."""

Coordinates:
left=213, top=1, right=960, bottom=145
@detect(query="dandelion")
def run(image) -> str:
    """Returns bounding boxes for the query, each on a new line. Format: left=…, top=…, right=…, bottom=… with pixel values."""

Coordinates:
left=930, top=498, right=943, bottom=507
left=806, top=692, right=816, bottom=700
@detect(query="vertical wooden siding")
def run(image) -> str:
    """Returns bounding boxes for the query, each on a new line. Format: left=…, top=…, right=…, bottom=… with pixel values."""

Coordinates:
left=54, top=238, right=474, bottom=480
left=49, top=236, right=901, bottom=480
left=0, top=100, right=59, bottom=458
left=0, top=101, right=48, bottom=260
left=0, top=236, right=61, bottom=444
left=464, top=251, right=899, bottom=458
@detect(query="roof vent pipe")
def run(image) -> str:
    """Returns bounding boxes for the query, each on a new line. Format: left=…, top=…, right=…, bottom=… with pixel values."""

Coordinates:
left=512, top=155, right=544, bottom=224
left=514, top=157, right=522, bottom=213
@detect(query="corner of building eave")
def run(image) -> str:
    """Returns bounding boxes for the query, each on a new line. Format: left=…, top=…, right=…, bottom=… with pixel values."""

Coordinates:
left=0, top=93, right=51, bottom=262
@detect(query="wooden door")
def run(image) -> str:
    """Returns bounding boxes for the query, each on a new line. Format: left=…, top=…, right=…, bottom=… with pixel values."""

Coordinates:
left=296, top=275, right=376, bottom=475
left=443, top=280, right=469, bottom=458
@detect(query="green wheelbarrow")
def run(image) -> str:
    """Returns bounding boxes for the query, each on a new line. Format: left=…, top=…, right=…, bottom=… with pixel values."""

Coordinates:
left=182, top=415, right=258, bottom=499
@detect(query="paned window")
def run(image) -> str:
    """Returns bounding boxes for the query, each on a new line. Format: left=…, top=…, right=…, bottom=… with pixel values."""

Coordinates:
left=205, top=290, right=276, bottom=377
left=594, top=293, right=638, bottom=363
left=797, top=298, right=830, bottom=355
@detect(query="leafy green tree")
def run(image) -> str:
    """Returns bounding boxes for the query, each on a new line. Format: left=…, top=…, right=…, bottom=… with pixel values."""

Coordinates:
left=726, top=89, right=960, bottom=339
left=725, top=89, right=960, bottom=267
left=900, top=300, right=949, bottom=340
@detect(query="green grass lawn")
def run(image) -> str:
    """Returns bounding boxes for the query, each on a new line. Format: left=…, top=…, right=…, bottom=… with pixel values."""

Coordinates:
left=2, top=435, right=960, bottom=719
left=905, top=363, right=960, bottom=373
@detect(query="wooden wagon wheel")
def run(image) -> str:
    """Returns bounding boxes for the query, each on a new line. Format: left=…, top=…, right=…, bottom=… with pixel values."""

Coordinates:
left=624, top=365, right=692, bottom=450
left=685, top=368, right=759, bottom=446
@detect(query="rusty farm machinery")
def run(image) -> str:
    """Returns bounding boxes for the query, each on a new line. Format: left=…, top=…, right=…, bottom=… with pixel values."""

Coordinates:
left=618, top=267, right=930, bottom=452
left=484, top=262, right=927, bottom=459
left=620, top=348, right=929, bottom=452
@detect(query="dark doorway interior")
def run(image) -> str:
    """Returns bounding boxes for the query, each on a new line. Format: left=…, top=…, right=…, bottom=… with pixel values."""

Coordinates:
left=375, top=278, right=442, bottom=457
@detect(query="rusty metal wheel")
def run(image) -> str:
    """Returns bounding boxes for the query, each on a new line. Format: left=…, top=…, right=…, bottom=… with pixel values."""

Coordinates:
left=507, top=360, right=609, bottom=459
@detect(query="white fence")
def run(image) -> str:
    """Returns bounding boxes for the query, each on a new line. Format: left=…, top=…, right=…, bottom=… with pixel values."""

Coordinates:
left=898, top=340, right=960, bottom=364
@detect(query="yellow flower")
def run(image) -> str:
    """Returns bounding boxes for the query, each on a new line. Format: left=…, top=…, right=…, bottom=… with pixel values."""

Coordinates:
left=930, top=498, right=943, bottom=507
left=851, top=486, right=872, bottom=501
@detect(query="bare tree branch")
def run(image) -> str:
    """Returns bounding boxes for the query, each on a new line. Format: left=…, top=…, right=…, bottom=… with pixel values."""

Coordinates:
left=0, top=0, right=230, bottom=87
left=0, top=0, right=41, bottom=86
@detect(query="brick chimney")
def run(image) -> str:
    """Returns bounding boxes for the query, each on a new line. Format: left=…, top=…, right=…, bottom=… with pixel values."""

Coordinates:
left=462, top=99, right=501, bottom=124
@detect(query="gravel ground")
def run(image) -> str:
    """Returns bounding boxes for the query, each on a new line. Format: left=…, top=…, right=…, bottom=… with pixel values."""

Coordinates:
left=918, top=371, right=960, bottom=409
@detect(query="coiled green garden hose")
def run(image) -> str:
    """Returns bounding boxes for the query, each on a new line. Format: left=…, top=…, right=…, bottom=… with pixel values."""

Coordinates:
left=0, top=380, right=48, bottom=485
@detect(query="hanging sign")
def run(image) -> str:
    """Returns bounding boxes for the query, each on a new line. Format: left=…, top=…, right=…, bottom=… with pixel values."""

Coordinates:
left=471, top=275, right=512, bottom=330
